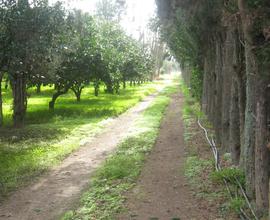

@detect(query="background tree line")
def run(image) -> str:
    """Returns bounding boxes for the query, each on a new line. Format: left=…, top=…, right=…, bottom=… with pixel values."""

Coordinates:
left=0, top=0, right=158, bottom=128
left=156, top=0, right=270, bottom=218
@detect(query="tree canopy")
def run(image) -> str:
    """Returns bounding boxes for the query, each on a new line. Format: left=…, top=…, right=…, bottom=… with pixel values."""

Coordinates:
left=156, top=0, right=270, bottom=217
left=0, top=0, right=158, bottom=127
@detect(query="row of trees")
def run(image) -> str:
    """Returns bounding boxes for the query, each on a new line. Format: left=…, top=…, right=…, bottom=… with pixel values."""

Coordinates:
left=156, top=0, right=270, bottom=218
left=0, top=0, right=156, bottom=127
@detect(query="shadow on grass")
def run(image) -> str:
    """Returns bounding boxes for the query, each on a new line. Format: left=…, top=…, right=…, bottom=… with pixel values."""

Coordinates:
left=0, top=82, right=160, bottom=199
left=0, top=126, right=65, bottom=144
left=26, top=108, right=118, bottom=124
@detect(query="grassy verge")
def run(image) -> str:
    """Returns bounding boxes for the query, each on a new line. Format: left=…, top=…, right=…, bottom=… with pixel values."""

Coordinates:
left=0, top=81, right=166, bottom=199
left=180, top=80, right=239, bottom=219
left=61, top=82, right=179, bottom=220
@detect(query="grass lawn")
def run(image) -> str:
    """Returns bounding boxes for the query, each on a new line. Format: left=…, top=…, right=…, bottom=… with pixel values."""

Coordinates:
left=0, top=81, right=165, bottom=199
left=61, top=81, right=179, bottom=220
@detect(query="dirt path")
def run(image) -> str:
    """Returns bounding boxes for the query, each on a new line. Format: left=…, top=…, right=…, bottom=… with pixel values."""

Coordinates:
left=0, top=92, right=163, bottom=220
left=118, top=93, right=215, bottom=220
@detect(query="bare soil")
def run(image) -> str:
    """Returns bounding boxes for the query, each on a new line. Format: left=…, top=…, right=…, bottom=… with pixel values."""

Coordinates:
left=118, top=93, right=221, bottom=220
left=0, top=86, right=229, bottom=220
left=0, top=94, right=159, bottom=220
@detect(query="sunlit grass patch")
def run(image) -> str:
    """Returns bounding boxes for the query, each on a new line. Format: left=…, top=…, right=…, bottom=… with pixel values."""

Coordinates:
left=97, top=154, right=143, bottom=180
left=0, top=81, right=163, bottom=198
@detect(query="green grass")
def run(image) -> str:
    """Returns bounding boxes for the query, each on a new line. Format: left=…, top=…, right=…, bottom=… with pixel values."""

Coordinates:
left=180, top=79, right=203, bottom=120
left=0, top=81, right=167, bottom=198
left=185, top=156, right=213, bottom=182
left=61, top=81, right=179, bottom=220
left=180, top=78, right=239, bottom=219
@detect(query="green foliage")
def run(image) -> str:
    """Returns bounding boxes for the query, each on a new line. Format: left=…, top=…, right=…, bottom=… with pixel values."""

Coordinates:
left=160, top=60, right=179, bottom=74
left=224, top=0, right=239, bottom=13
left=156, top=0, right=224, bottom=104
left=211, top=168, right=245, bottom=186
left=0, top=0, right=155, bottom=125
left=95, top=0, right=126, bottom=22
left=93, top=20, right=153, bottom=94
left=246, top=0, right=265, bottom=8
left=190, top=67, right=203, bottom=101
left=228, top=198, right=245, bottom=214
left=180, top=79, right=204, bottom=119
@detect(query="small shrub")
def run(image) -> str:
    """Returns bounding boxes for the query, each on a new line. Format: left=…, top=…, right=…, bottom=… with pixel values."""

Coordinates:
left=211, top=168, right=245, bottom=186
left=228, top=198, right=245, bottom=214
left=190, top=67, right=203, bottom=101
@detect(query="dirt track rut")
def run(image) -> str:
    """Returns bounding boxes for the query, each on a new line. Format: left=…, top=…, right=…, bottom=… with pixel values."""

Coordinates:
left=118, top=93, right=216, bottom=220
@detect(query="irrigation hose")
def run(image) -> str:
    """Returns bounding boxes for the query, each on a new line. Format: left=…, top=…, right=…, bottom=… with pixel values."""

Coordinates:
left=197, top=119, right=258, bottom=220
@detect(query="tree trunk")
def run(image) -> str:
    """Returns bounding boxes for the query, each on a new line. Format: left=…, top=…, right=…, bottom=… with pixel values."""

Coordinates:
left=242, top=39, right=256, bottom=199
left=5, top=78, right=8, bottom=90
left=115, top=81, right=120, bottom=94
left=71, top=87, right=83, bottom=102
left=0, top=72, right=3, bottom=127
left=49, top=88, right=69, bottom=110
left=105, top=82, right=113, bottom=94
left=228, top=27, right=243, bottom=165
left=123, top=80, right=126, bottom=89
left=75, top=90, right=81, bottom=102
left=214, top=36, right=224, bottom=146
left=238, top=0, right=256, bottom=198
left=94, top=86, right=99, bottom=96
left=236, top=67, right=246, bottom=166
left=221, top=29, right=234, bottom=152
left=49, top=92, right=61, bottom=110
left=77, top=95, right=81, bottom=102
left=36, top=83, right=41, bottom=94
left=201, top=57, right=209, bottom=113
left=255, top=81, right=270, bottom=216
left=12, top=74, right=27, bottom=128
left=76, top=92, right=81, bottom=102
left=94, top=80, right=100, bottom=97
left=229, top=77, right=241, bottom=165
